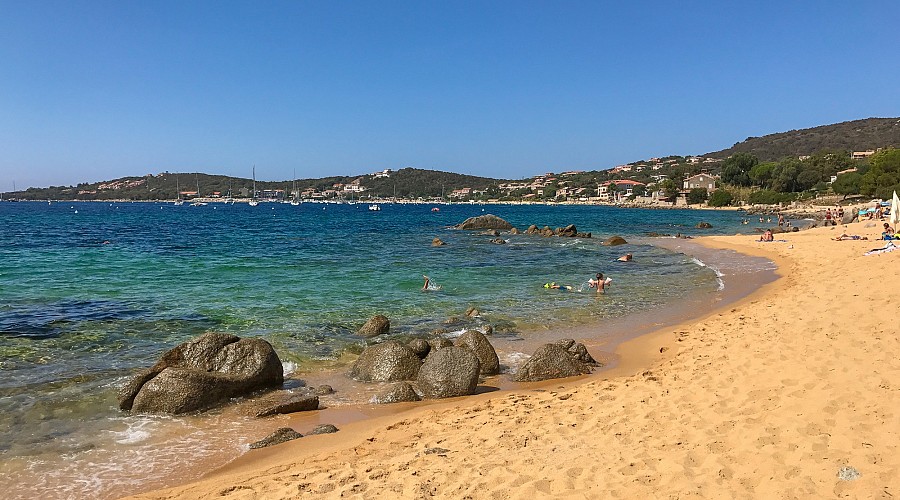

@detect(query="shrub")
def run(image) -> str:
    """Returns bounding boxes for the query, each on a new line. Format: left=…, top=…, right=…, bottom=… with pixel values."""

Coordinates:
left=687, top=188, right=708, bottom=204
left=748, top=190, right=795, bottom=205
left=707, top=189, right=734, bottom=207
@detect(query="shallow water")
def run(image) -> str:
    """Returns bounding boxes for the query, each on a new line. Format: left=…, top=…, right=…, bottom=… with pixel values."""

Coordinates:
left=0, top=201, right=768, bottom=498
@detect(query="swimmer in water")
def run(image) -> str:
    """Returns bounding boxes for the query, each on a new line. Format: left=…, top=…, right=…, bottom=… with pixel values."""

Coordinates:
left=617, top=253, right=633, bottom=262
left=422, top=275, right=441, bottom=291
left=588, top=273, right=611, bottom=294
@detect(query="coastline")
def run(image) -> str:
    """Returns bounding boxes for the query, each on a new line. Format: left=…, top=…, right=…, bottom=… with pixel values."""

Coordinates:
left=123, top=220, right=900, bottom=499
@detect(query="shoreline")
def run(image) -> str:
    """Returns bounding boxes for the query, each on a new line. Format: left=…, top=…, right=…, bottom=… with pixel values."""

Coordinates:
left=127, top=220, right=900, bottom=499
left=124, top=234, right=794, bottom=498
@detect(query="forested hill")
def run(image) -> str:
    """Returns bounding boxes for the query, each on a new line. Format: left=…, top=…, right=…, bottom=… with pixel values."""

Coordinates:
left=6, top=167, right=510, bottom=201
left=706, top=117, right=900, bottom=161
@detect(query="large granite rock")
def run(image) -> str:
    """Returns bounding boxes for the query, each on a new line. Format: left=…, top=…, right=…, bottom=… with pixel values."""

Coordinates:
left=513, top=343, right=593, bottom=382
left=554, top=339, right=601, bottom=367
left=249, top=428, right=303, bottom=450
left=416, top=346, right=481, bottom=399
left=358, top=315, right=390, bottom=337
left=455, top=214, right=513, bottom=231
left=349, top=341, right=421, bottom=382
left=370, top=382, right=421, bottom=404
left=455, top=330, right=500, bottom=375
left=118, top=332, right=284, bottom=414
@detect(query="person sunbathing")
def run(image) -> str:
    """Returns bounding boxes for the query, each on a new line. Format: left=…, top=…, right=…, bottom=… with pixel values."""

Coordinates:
left=758, top=230, right=774, bottom=242
left=833, top=234, right=867, bottom=241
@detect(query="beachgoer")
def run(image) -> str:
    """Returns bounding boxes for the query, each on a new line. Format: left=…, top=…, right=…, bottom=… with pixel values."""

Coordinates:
left=883, top=223, right=897, bottom=240
left=422, top=275, right=442, bottom=290
left=543, top=282, right=572, bottom=290
left=759, top=230, right=774, bottom=242
left=824, top=209, right=833, bottom=226
left=617, top=253, right=633, bottom=262
left=833, top=234, right=867, bottom=241
left=837, top=207, right=844, bottom=222
left=588, top=273, right=609, bottom=294
left=778, top=214, right=785, bottom=227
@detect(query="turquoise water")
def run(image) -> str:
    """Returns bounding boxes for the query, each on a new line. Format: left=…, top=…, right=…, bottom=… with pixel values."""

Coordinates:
left=0, top=200, right=756, bottom=498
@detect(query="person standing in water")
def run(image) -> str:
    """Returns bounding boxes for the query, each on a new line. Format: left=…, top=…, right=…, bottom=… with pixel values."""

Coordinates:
left=588, top=272, right=610, bottom=294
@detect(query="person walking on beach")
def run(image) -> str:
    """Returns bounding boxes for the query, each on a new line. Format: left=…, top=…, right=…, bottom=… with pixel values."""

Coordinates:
left=824, top=208, right=833, bottom=226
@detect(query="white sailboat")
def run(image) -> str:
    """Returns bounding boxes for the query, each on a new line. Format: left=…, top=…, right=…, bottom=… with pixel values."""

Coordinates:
left=248, top=166, right=259, bottom=206
left=290, top=170, right=300, bottom=205
left=173, top=174, right=184, bottom=205
left=190, top=174, right=207, bottom=206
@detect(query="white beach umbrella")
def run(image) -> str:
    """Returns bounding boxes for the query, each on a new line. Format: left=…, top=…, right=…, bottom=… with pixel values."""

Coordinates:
left=891, top=190, right=900, bottom=228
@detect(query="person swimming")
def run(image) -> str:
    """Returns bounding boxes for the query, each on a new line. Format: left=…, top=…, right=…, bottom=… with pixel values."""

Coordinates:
left=422, top=275, right=442, bottom=291
left=543, top=282, right=572, bottom=290
left=616, top=253, right=633, bottom=262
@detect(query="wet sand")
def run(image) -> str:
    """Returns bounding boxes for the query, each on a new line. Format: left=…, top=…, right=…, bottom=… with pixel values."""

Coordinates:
left=127, top=221, right=900, bottom=499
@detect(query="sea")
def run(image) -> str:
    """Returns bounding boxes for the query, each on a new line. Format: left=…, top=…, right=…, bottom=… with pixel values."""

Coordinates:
left=0, top=200, right=777, bottom=498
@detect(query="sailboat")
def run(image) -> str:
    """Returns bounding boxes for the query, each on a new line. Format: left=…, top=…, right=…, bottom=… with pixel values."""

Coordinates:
left=173, top=174, right=184, bottom=205
left=248, top=166, right=259, bottom=206
left=224, top=180, right=235, bottom=204
left=290, top=170, right=300, bottom=205
left=190, top=174, right=207, bottom=206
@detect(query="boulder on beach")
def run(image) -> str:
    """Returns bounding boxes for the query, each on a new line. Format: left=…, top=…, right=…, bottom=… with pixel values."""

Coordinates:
left=370, top=382, right=421, bottom=404
left=249, top=428, right=303, bottom=450
left=309, top=424, right=339, bottom=435
left=349, top=341, right=422, bottom=382
left=603, top=236, right=628, bottom=246
left=454, top=330, right=500, bottom=375
left=513, top=343, right=593, bottom=382
left=118, top=332, right=284, bottom=415
left=455, top=214, right=513, bottom=231
left=416, top=346, right=481, bottom=398
left=357, top=315, right=390, bottom=337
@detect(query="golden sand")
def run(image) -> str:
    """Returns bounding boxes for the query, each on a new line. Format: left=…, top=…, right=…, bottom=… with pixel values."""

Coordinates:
left=127, top=220, right=900, bottom=499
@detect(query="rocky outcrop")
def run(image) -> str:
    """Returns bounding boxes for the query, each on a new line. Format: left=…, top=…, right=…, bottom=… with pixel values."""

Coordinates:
left=118, top=332, right=284, bottom=414
left=490, top=238, right=507, bottom=244
left=455, top=330, right=500, bottom=375
left=370, top=382, right=421, bottom=404
left=249, top=428, right=303, bottom=449
left=455, top=214, right=513, bottom=231
left=246, top=390, right=319, bottom=417
left=357, top=315, right=390, bottom=337
left=349, top=341, right=421, bottom=382
left=513, top=343, right=593, bottom=382
left=602, top=236, right=628, bottom=246
left=416, top=346, right=481, bottom=398
left=696, top=222, right=713, bottom=229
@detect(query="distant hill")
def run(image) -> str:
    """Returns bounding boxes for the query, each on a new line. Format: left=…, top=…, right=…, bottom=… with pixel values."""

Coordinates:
left=706, top=117, right=900, bottom=161
left=6, top=167, right=511, bottom=201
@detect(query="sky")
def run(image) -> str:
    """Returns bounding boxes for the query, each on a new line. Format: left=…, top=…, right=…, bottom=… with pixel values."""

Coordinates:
left=1, top=1, right=899, bottom=190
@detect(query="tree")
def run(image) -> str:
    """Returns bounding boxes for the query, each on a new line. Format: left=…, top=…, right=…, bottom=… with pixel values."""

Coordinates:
left=749, top=162, right=777, bottom=188
left=687, top=187, right=708, bottom=204
left=659, top=179, right=679, bottom=201
left=831, top=172, right=862, bottom=199
left=720, top=152, right=759, bottom=187
left=632, top=184, right=646, bottom=197
left=708, top=189, right=734, bottom=207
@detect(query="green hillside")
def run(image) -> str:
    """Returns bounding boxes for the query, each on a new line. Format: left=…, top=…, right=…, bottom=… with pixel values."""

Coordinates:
left=706, top=117, right=900, bottom=161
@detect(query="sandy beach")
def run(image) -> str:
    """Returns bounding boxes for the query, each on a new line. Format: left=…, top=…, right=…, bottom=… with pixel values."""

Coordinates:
left=127, top=219, right=900, bottom=499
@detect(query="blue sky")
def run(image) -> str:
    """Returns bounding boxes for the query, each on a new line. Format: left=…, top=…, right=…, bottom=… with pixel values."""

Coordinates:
left=1, top=1, right=898, bottom=189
